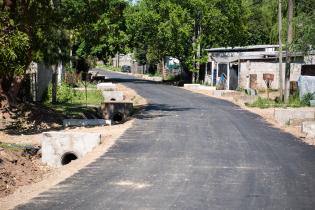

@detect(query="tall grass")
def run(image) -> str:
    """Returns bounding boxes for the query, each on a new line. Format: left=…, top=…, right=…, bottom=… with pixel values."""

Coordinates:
left=248, top=92, right=314, bottom=108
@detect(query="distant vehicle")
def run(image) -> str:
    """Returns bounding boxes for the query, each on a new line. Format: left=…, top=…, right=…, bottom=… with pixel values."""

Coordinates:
left=121, top=65, right=131, bottom=73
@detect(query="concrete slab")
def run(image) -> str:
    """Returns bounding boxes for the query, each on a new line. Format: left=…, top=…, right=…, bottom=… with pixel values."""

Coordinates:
left=199, top=86, right=216, bottom=91
left=274, top=108, right=315, bottom=126
left=184, top=84, right=201, bottom=89
left=302, top=121, right=315, bottom=138
left=288, top=118, right=314, bottom=126
left=41, top=132, right=101, bottom=167
left=151, top=76, right=163, bottom=82
left=97, top=83, right=116, bottom=91
left=142, top=75, right=163, bottom=82
left=101, top=102, right=133, bottom=123
left=63, top=119, right=111, bottom=127
left=102, top=91, right=124, bottom=101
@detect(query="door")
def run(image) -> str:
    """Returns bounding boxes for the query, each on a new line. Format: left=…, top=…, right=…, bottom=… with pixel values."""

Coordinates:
left=249, top=74, right=257, bottom=89
left=229, top=65, right=239, bottom=90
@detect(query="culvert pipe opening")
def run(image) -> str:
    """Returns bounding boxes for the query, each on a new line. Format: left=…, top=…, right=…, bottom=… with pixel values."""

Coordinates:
left=112, top=112, right=124, bottom=123
left=61, top=152, right=78, bottom=165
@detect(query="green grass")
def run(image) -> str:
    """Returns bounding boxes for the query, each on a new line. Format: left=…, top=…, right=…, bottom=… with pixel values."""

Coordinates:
left=44, top=82, right=104, bottom=117
left=96, top=64, right=121, bottom=72
left=71, top=89, right=103, bottom=105
left=0, top=142, right=28, bottom=151
left=45, top=103, right=101, bottom=118
left=248, top=97, right=283, bottom=108
left=147, top=71, right=161, bottom=77
left=248, top=93, right=313, bottom=109
left=77, top=82, right=98, bottom=89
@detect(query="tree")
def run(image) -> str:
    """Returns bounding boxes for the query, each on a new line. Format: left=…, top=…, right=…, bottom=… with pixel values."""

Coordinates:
left=1, top=0, right=128, bottom=104
left=0, top=11, right=29, bottom=103
left=0, top=0, right=71, bottom=104
left=63, top=0, right=129, bottom=63
left=126, top=0, right=251, bottom=82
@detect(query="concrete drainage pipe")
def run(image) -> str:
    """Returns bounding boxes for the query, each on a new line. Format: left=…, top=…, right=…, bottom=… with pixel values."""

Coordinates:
left=112, top=112, right=124, bottom=124
left=61, top=152, right=78, bottom=165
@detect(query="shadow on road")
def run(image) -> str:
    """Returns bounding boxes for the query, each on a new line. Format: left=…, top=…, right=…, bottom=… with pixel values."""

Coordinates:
left=104, top=77, right=161, bottom=85
left=133, top=103, right=195, bottom=120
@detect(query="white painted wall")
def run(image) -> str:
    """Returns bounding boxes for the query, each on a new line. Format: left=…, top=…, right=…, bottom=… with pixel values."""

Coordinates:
left=239, top=61, right=302, bottom=90
left=305, top=55, right=315, bottom=64
left=27, top=62, right=64, bottom=101
left=112, top=54, right=133, bottom=67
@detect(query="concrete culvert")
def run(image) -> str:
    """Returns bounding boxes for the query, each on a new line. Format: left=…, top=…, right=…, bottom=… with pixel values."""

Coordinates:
left=112, top=112, right=124, bottom=123
left=61, top=152, right=78, bottom=165
left=110, top=98, right=116, bottom=101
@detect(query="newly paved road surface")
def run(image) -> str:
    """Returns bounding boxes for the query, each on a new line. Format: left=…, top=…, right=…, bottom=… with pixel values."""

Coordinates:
left=19, top=71, right=315, bottom=209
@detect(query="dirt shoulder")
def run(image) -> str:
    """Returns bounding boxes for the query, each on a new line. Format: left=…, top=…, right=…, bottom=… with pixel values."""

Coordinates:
left=0, top=84, right=147, bottom=210
left=183, top=87, right=315, bottom=146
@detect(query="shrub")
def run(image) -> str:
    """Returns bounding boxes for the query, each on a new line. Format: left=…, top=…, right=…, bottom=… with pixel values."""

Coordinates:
left=248, top=97, right=279, bottom=108
left=45, top=82, right=75, bottom=103
left=301, top=93, right=315, bottom=106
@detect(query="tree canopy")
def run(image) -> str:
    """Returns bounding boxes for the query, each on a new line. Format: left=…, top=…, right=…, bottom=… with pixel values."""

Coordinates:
left=1, top=0, right=314, bottom=82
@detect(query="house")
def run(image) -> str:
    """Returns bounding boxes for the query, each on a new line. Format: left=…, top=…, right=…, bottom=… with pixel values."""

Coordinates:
left=112, top=53, right=134, bottom=68
left=203, top=45, right=315, bottom=91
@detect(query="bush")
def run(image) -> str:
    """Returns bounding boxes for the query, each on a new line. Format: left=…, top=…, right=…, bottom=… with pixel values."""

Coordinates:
left=45, top=82, right=76, bottom=103
left=248, top=97, right=279, bottom=108
left=165, top=74, right=181, bottom=81
left=301, top=93, right=315, bottom=106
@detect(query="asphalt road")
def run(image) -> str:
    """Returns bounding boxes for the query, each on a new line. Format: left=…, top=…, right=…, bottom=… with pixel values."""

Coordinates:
left=18, top=71, right=315, bottom=210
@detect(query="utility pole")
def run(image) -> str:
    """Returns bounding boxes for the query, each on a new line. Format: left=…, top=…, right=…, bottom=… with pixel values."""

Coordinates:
left=192, top=17, right=197, bottom=84
left=284, top=0, right=294, bottom=103
left=278, top=0, right=284, bottom=101
left=194, top=10, right=202, bottom=84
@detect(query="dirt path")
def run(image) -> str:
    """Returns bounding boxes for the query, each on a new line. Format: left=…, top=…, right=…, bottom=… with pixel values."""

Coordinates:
left=0, top=84, right=147, bottom=210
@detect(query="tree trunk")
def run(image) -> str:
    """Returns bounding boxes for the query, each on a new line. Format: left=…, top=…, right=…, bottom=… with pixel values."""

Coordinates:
left=284, top=0, right=294, bottom=103
left=278, top=0, right=284, bottom=101
left=181, top=63, right=192, bottom=83
left=0, top=76, right=23, bottom=107
left=51, top=66, right=58, bottom=104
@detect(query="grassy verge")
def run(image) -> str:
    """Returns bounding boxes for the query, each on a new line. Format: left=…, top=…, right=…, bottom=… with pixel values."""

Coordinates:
left=44, top=82, right=104, bottom=118
left=247, top=93, right=314, bottom=108
left=96, top=64, right=121, bottom=72
left=0, top=142, right=28, bottom=151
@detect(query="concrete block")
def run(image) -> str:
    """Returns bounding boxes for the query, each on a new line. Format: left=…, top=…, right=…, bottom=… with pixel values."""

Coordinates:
left=310, top=100, right=315, bottom=107
left=101, top=102, right=133, bottom=123
left=102, top=91, right=124, bottom=101
left=212, top=90, right=227, bottom=97
left=245, top=88, right=257, bottom=96
left=288, top=118, right=314, bottom=126
left=274, top=108, right=315, bottom=126
left=199, top=86, right=216, bottom=91
left=151, top=76, right=163, bottom=82
left=302, top=121, right=315, bottom=137
left=42, top=132, right=101, bottom=167
left=63, top=119, right=111, bottom=127
left=184, top=84, right=201, bottom=89
left=97, top=83, right=116, bottom=91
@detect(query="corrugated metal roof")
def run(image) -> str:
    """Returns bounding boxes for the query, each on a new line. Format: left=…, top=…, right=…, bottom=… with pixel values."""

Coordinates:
left=205, top=45, right=279, bottom=52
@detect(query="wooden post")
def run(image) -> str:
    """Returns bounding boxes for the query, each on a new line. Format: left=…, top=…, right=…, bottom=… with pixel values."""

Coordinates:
left=278, top=0, right=284, bottom=101
left=284, top=0, right=294, bottom=103
left=52, top=65, right=57, bottom=104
